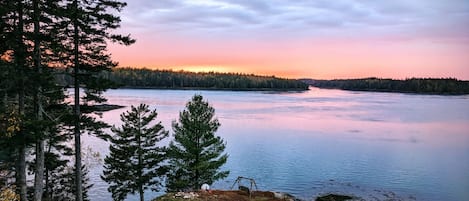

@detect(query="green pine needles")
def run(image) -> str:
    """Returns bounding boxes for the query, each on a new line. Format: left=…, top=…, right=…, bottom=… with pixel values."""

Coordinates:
left=102, top=95, right=229, bottom=200
left=102, top=104, right=168, bottom=201
left=166, top=95, right=229, bottom=192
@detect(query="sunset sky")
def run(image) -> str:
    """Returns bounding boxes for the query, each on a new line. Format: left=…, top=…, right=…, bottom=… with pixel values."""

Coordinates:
left=108, top=0, right=469, bottom=79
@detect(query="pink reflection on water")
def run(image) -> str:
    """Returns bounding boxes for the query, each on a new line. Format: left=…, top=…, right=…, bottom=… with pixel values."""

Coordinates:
left=81, top=88, right=469, bottom=201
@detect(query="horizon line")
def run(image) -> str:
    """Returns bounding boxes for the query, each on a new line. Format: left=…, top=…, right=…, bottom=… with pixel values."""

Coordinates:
left=115, top=66, right=468, bottom=81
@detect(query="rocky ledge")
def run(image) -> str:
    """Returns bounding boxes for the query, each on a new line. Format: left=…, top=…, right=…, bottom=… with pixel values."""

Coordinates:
left=153, top=190, right=300, bottom=201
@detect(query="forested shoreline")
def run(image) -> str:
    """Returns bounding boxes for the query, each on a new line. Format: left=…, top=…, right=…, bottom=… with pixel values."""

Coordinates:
left=1, top=0, right=135, bottom=201
left=1, top=0, right=231, bottom=199
left=55, top=68, right=310, bottom=91
left=302, top=78, right=469, bottom=95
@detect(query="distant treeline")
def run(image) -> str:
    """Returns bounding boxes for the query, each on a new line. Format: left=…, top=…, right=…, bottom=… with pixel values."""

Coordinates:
left=301, top=78, right=469, bottom=95
left=58, top=67, right=309, bottom=91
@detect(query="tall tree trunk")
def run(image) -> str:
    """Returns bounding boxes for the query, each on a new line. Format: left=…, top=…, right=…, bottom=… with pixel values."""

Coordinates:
left=15, top=1, right=28, bottom=200
left=137, top=114, right=144, bottom=201
left=2, top=91, right=6, bottom=110
left=44, top=141, right=52, bottom=201
left=73, top=0, right=83, bottom=200
left=16, top=145, right=27, bottom=201
left=139, top=187, right=144, bottom=201
left=33, top=0, right=44, bottom=200
left=195, top=137, right=200, bottom=190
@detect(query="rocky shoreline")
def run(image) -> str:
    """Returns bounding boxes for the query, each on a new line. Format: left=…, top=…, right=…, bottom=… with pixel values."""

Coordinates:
left=153, top=190, right=300, bottom=201
left=153, top=190, right=417, bottom=201
left=152, top=190, right=363, bottom=201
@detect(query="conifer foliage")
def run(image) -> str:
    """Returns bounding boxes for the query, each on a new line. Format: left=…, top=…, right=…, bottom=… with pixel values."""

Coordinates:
left=1, top=0, right=134, bottom=200
left=166, top=95, right=229, bottom=192
left=57, top=1, right=135, bottom=200
left=102, top=104, right=168, bottom=201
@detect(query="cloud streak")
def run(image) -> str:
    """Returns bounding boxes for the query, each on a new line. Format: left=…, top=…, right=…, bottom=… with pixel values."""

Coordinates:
left=121, top=0, right=469, bottom=40
left=109, top=0, right=469, bottom=79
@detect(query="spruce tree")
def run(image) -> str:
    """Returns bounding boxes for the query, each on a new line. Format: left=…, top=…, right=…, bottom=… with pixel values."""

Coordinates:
left=54, top=1, right=135, bottom=200
left=42, top=105, right=74, bottom=201
left=166, top=95, right=229, bottom=192
left=2, top=2, right=31, bottom=199
left=102, top=104, right=168, bottom=201
left=1, top=1, right=72, bottom=200
left=1, top=1, right=133, bottom=200
left=49, top=164, right=93, bottom=201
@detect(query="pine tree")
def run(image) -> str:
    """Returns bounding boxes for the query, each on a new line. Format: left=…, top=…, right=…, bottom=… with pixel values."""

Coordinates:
left=42, top=108, right=73, bottom=201
left=32, top=0, right=45, bottom=199
left=49, top=164, right=93, bottom=201
left=1, top=1, right=71, bottom=200
left=166, top=95, right=229, bottom=192
left=102, top=104, right=168, bottom=201
left=53, top=1, right=135, bottom=200
left=10, top=1, right=29, bottom=199
left=2, top=1, right=133, bottom=200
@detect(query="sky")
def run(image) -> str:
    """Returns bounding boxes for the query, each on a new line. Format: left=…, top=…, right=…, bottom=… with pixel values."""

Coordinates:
left=108, top=0, right=469, bottom=79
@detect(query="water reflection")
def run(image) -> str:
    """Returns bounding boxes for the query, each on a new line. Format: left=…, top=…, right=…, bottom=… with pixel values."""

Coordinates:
left=84, top=88, right=469, bottom=201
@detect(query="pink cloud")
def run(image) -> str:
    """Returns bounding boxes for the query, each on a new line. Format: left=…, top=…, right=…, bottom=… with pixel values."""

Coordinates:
left=109, top=0, right=469, bottom=79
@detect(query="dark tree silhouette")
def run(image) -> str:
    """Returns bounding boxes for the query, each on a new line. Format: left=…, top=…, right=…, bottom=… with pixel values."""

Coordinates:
left=56, top=1, right=135, bottom=200
left=304, top=78, right=469, bottom=95
left=102, top=104, right=168, bottom=201
left=106, top=68, right=309, bottom=90
left=166, top=95, right=229, bottom=192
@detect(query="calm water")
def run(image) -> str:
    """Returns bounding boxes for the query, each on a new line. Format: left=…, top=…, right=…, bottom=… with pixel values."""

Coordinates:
left=82, top=88, right=469, bottom=201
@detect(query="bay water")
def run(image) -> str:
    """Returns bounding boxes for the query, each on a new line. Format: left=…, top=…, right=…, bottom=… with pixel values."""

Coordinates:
left=82, top=88, right=469, bottom=201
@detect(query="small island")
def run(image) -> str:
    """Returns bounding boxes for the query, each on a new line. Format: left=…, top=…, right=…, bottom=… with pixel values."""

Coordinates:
left=301, top=78, right=469, bottom=95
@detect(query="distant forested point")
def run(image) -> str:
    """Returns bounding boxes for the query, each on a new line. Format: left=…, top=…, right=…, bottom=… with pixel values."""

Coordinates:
left=301, top=78, right=469, bottom=95
left=57, top=67, right=309, bottom=91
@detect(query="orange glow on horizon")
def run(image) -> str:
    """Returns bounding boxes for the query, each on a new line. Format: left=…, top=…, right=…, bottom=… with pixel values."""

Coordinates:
left=110, top=34, right=469, bottom=80
left=106, top=1, right=469, bottom=80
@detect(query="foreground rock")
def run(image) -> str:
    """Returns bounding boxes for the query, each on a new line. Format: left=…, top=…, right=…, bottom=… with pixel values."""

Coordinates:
left=153, top=190, right=300, bottom=201
left=315, top=194, right=354, bottom=201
